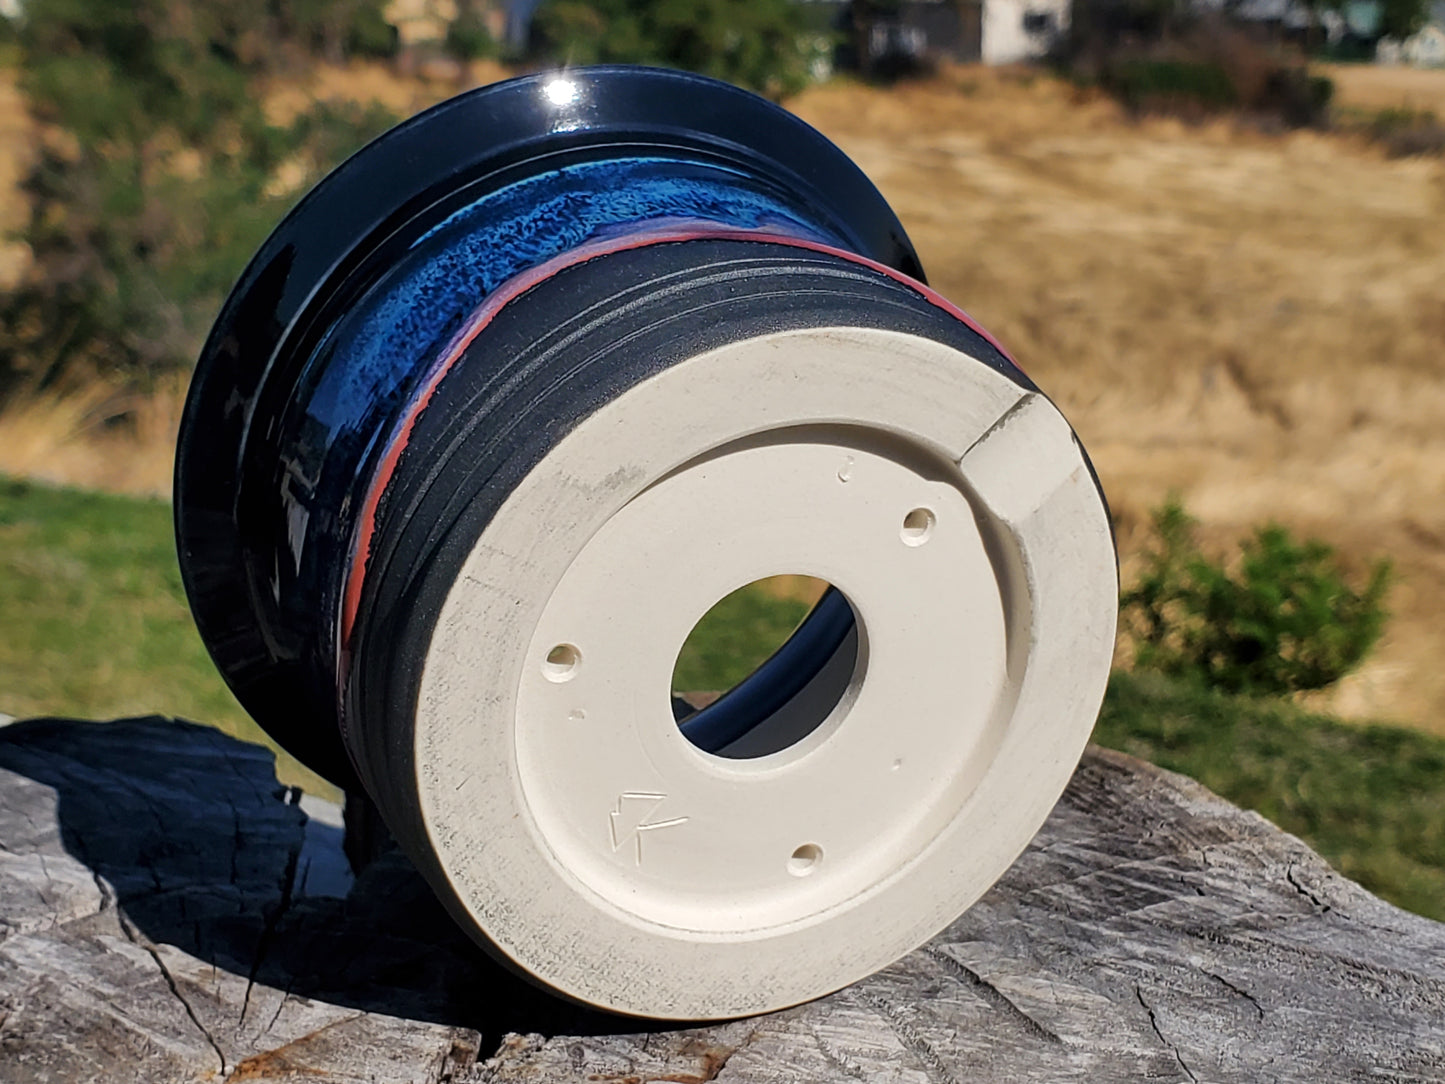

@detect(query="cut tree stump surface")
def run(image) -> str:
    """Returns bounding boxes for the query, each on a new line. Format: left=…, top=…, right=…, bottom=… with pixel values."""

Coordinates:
left=1, top=716, right=1443, bottom=1082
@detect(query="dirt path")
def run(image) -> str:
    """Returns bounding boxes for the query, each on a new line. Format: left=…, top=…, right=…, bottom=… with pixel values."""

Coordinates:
left=791, top=67, right=1445, bottom=733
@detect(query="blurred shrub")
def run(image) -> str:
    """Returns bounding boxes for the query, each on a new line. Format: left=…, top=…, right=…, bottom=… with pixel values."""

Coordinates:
left=530, top=0, right=820, bottom=99
left=0, top=0, right=398, bottom=398
left=347, top=5, right=402, bottom=58
left=446, top=4, right=499, bottom=60
left=1121, top=499, right=1391, bottom=695
left=1369, top=107, right=1445, bottom=158
left=1106, top=35, right=1331, bottom=126
left=1106, top=58, right=1238, bottom=111
left=1276, top=68, right=1335, bottom=127
left=1379, top=0, right=1433, bottom=40
left=286, top=99, right=402, bottom=174
left=1067, top=5, right=1333, bottom=128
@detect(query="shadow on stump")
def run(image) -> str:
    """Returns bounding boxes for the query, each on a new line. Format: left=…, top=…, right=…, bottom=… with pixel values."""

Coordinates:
left=0, top=715, right=672, bottom=1049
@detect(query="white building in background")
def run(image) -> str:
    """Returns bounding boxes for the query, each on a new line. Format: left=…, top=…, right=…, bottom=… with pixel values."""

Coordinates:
left=1377, top=2, right=1445, bottom=66
left=384, top=0, right=535, bottom=51
left=381, top=0, right=1077, bottom=69
left=801, top=0, right=1071, bottom=67
left=983, top=0, right=1071, bottom=63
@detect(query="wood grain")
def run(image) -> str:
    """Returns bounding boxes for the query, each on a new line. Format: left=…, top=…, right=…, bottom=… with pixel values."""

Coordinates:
left=2, top=716, right=1441, bottom=1082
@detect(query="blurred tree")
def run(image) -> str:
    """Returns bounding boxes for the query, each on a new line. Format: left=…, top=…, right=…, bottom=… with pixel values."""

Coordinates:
left=1378, top=0, right=1430, bottom=41
left=447, top=0, right=501, bottom=59
left=1295, top=0, right=1345, bottom=51
left=0, top=0, right=397, bottom=397
left=530, top=0, right=821, bottom=99
left=846, top=0, right=897, bottom=79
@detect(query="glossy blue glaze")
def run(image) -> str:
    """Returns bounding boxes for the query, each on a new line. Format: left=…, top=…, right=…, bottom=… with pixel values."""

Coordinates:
left=260, top=156, right=837, bottom=700
left=176, top=67, right=925, bottom=784
left=308, top=158, right=829, bottom=435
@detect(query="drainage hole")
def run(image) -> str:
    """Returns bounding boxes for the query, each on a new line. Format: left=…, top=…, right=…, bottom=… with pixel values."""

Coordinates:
left=543, top=643, right=581, bottom=682
left=673, top=575, right=823, bottom=695
left=672, top=575, right=858, bottom=759
left=788, top=844, right=823, bottom=877
left=901, top=507, right=935, bottom=546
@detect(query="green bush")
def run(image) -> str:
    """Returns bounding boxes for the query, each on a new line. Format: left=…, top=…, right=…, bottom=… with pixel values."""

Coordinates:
left=1368, top=107, right=1445, bottom=158
left=284, top=99, right=401, bottom=175
left=446, top=9, right=499, bottom=60
left=1107, top=58, right=1238, bottom=111
left=530, top=0, right=820, bottom=100
left=1265, top=67, right=1335, bottom=128
left=347, top=5, right=401, bottom=58
left=1068, top=9, right=1334, bottom=129
left=1379, top=0, right=1432, bottom=40
left=0, top=0, right=399, bottom=398
left=1121, top=499, right=1391, bottom=695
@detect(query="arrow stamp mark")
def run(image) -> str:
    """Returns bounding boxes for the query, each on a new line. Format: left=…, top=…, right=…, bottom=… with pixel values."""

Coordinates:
left=609, top=792, right=689, bottom=866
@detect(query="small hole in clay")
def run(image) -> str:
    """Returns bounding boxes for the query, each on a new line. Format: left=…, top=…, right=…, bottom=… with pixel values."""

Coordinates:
left=543, top=644, right=581, bottom=682
left=901, top=507, right=935, bottom=546
left=788, top=843, right=823, bottom=877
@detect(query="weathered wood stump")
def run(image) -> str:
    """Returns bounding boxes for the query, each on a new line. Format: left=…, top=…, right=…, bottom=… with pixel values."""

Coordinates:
left=1, top=716, right=1442, bottom=1082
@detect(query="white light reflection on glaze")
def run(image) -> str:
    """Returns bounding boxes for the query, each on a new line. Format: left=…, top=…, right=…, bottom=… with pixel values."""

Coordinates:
left=543, top=77, right=580, bottom=107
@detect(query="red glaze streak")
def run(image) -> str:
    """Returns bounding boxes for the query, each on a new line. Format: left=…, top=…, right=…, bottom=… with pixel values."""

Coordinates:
left=338, top=222, right=1018, bottom=690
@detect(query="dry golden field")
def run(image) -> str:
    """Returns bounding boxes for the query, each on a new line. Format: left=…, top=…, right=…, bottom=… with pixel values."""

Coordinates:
left=0, top=72, right=33, bottom=295
left=791, top=66, right=1445, bottom=733
left=1322, top=61, right=1445, bottom=114
left=2, top=61, right=1443, bottom=732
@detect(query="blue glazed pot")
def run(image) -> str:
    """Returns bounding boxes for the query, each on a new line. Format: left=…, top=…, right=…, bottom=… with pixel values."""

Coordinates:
left=175, top=66, right=939, bottom=789
left=174, top=66, right=1120, bottom=1021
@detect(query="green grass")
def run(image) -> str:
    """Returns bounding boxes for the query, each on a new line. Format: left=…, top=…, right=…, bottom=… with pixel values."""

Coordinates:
left=1097, top=670, right=1445, bottom=921
left=0, top=476, right=332, bottom=797
left=672, top=582, right=811, bottom=693
left=2, top=476, right=1442, bottom=922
